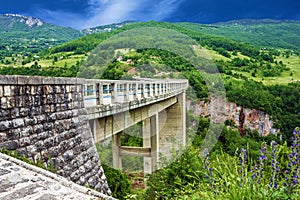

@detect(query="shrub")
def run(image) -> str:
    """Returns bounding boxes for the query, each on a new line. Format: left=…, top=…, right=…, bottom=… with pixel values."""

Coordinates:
left=102, top=164, right=132, bottom=199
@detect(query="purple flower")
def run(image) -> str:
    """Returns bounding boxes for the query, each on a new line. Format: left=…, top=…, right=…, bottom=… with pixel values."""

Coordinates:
left=202, top=148, right=214, bottom=189
left=270, top=141, right=279, bottom=189
left=284, top=129, right=300, bottom=194
left=251, top=144, right=267, bottom=184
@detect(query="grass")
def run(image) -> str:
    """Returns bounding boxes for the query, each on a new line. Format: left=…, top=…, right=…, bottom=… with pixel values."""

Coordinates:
left=1, top=52, right=87, bottom=69
left=229, top=54, right=300, bottom=85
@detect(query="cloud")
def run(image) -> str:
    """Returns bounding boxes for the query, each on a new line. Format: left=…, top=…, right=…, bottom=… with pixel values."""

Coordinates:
left=28, top=8, right=87, bottom=29
left=83, top=0, right=143, bottom=28
left=83, top=0, right=185, bottom=28
left=27, top=0, right=185, bottom=29
left=150, top=0, right=184, bottom=20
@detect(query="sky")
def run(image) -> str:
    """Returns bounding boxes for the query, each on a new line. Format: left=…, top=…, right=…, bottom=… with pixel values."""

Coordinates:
left=1, top=0, right=300, bottom=29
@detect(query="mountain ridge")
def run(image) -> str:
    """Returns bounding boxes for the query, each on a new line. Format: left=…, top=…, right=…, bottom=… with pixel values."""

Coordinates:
left=0, top=14, right=83, bottom=53
left=1, top=14, right=44, bottom=28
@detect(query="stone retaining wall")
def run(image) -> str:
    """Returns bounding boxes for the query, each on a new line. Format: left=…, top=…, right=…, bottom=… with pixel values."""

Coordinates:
left=0, top=75, right=111, bottom=196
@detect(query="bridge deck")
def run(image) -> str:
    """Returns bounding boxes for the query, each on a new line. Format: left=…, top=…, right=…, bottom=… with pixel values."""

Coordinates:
left=84, top=78, right=188, bottom=118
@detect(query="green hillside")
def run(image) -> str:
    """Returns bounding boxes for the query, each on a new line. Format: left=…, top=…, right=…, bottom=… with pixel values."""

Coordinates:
left=177, top=19, right=300, bottom=51
left=0, top=19, right=299, bottom=199
left=0, top=14, right=83, bottom=54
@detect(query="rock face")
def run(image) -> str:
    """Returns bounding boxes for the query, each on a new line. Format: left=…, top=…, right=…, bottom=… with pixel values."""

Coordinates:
left=190, top=97, right=279, bottom=136
left=0, top=75, right=111, bottom=196
left=3, top=14, right=43, bottom=27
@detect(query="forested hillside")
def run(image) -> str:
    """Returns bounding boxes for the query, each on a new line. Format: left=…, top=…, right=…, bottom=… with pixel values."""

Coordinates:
left=0, top=14, right=82, bottom=55
left=177, top=19, right=300, bottom=51
left=0, top=19, right=299, bottom=199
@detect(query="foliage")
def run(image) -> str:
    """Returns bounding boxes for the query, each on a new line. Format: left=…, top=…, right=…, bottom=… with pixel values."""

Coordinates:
left=145, top=147, right=203, bottom=199
left=0, top=15, right=82, bottom=55
left=142, top=130, right=300, bottom=199
left=225, top=79, right=300, bottom=141
left=102, top=164, right=132, bottom=199
left=0, top=61, right=80, bottom=77
left=178, top=19, right=300, bottom=51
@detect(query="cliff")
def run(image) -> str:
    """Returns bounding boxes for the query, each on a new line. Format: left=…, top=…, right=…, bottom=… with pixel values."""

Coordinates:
left=190, top=98, right=279, bottom=136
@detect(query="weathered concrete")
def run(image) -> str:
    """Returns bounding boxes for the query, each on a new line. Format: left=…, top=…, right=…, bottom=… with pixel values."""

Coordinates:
left=109, top=93, right=186, bottom=174
left=85, top=79, right=188, bottom=174
left=0, top=153, right=115, bottom=200
left=91, top=96, right=178, bottom=142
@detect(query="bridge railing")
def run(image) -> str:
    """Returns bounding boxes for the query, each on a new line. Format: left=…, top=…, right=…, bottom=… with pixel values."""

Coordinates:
left=83, top=78, right=188, bottom=107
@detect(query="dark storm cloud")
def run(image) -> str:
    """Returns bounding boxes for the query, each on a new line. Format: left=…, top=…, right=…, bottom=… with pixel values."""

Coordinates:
left=167, top=0, right=300, bottom=23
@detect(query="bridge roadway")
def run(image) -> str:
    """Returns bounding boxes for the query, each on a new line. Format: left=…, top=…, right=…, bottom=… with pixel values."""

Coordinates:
left=83, top=78, right=188, bottom=173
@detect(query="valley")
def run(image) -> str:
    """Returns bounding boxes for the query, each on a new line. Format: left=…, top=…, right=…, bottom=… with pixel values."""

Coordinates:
left=0, top=14, right=299, bottom=199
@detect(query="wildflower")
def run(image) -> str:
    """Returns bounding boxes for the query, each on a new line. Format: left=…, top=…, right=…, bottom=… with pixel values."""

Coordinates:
left=284, top=129, right=300, bottom=194
left=251, top=144, right=267, bottom=184
left=203, top=149, right=214, bottom=189
left=239, top=148, right=248, bottom=186
left=270, top=141, right=279, bottom=189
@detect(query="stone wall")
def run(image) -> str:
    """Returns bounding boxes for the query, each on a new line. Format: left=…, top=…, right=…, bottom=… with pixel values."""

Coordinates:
left=0, top=75, right=111, bottom=196
left=189, top=97, right=279, bottom=136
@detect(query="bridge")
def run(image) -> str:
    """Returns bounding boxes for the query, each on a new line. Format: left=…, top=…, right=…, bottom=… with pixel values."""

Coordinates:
left=0, top=75, right=188, bottom=196
left=83, top=78, right=188, bottom=174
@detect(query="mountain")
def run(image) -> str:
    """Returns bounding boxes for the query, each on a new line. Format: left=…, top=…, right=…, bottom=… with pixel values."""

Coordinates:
left=0, top=14, right=83, bottom=54
left=177, top=19, right=300, bottom=51
left=81, top=21, right=135, bottom=35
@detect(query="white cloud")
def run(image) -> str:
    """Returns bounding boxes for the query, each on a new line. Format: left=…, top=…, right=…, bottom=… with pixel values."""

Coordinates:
left=83, top=0, right=144, bottom=28
left=29, top=8, right=86, bottom=29
left=29, top=0, right=185, bottom=29
left=83, top=0, right=184, bottom=28
left=150, top=0, right=184, bottom=20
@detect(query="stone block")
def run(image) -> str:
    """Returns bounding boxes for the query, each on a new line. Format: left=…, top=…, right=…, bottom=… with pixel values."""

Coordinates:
left=11, top=108, right=20, bottom=118
left=32, top=124, right=43, bottom=134
left=0, top=109, right=10, bottom=120
left=12, top=118, right=25, bottom=128
left=0, top=97, right=7, bottom=109
left=29, top=134, right=38, bottom=144
left=0, top=140, right=19, bottom=150
left=35, top=140, right=45, bottom=151
left=42, top=77, right=58, bottom=85
left=4, top=86, right=11, bottom=97
left=63, top=150, right=74, bottom=162
left=20, top=108, right=30, bottom=117
left=0, top=132, right=7, bottom=142
left=70, top=170, right=80, bottom=182
left=0, top=86, right=2, bottom=97
left=7, top=128, right=20, bottom=140
left=48, top=146, right=59, bottom=157
left=19, top=137, right=31, bottom=147
left=20, top=127, right=31, bottom=137
left=17, top=76, right=42, bottom=85
left=7, top=97, right=15, bottom=109
left=0, top=75, right=18, bottom=85
left=0, top=120, right=12, bottom=131
left=24, top=117, right=38, bottom=126
left=37, top=132, right=48, bottom=141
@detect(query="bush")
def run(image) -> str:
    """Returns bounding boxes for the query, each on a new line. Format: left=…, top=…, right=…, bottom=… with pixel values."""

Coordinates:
left=102, top=164, right=132, bottom=199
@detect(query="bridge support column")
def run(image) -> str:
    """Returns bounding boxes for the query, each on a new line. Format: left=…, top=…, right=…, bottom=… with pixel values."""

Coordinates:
left=150, top=114, right=159, bottom=172
left=143, top=115, right=159, bottom=174
left=89, top=119, right=97, bottom=142
left=112, top=132, right=122, bottom=170
left=157, top=92, right=186, bottom=163
left=143, top=118, right=151, bottom=174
